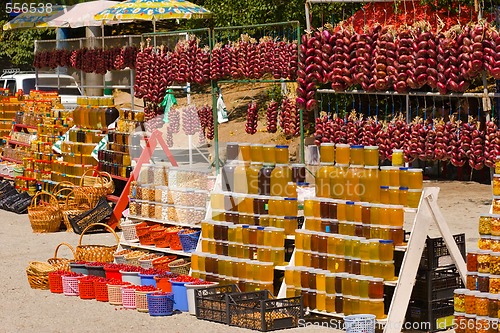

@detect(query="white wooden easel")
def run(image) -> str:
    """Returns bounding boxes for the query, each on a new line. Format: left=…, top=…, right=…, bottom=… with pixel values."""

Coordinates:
left=277, top=187, right=467, bottom=332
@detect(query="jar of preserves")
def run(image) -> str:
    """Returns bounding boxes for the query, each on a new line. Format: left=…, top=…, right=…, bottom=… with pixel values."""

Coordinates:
left=478, top=273, right=490, bottom=292
left=399, top=186, right=408, bottom=207
left=391, top=149, right=404, bottom=167
left=492, top=236, right=500, bottom=253
left=468, top=251, right=479, bottom=272
left=494, top=197, right=500, bottom=214
left=491, top=275, right=500, bottom=295
left=494, top=174, right=500, bottom=196
left=476, top=315, right=490, bottom=333
left=454, top=289, right=468, bottom=313
left=465, top=290, right=479, bottom=314
left=320, top=143, right=335, bottom=163
left=478, top=250, right=492, bottom=273
left=492, top=215, right=500, bottom=236
left=359, top=166, right=380, bottom=203
left=454, top=312, right=467, bottom=333
left=477, top=293, right=490, bottom=316
left=369, top=298, right=385, bottom=319
left=368, top=277, right=384, bottom=299
left=364, top=146, right=379, bottom=167
left=316, top=163, right=335, bottom=198
left=467, top=272, right=478, bottom=290
left=350, top=145, right=364, bottom=165
left=479, top=235, right=492, bottom=250
left=335, top=143, right=350, bottom=165
left=407, top=168, right=423, bottom=189
left=489, top=293, right=499, bottom=318
left=464, top=314, right=476, bottom=333
left=496, top=156, right=500, bottom=174
left=407, top=189, right=422, bottom=208
left=480, top=215, right=493, bottom=235
left=380, top=186, right=390, bottom=204
left=492, top=253, right=500, bottom=275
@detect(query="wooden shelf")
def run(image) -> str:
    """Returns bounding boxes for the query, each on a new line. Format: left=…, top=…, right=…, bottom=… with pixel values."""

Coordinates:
left=6, top=139, right=30, bottom=147
left=120, top=237, right=192, bottom=257
left=1, top=156, right=22, bottom=164
left=109, top=174, right=128, bottom=182
left=0, top=173, right=14, bottom=180
left=127, top=214, right=201, bottom=229
left=14, top=123, right=37, bottom=130
left=107, top=195, right=120, bottom=202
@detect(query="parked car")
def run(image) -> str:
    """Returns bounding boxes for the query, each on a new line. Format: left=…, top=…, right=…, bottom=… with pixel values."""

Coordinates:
left=0, top=69, right=83, bottom=108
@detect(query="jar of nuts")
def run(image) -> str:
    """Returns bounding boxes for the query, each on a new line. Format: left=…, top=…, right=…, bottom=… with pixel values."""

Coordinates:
left=479, top=214, right=492, bottom=235
left=488, top=293, right=499, bottom=318
left=465, top=290, right=479, bottom=314
left=475, top=315, right=489, bottom=333
left=130, top=181, right=137, bottom=199
left=493, top=197, right=500, bottom=214
left=478, top=273, right=490, bottom=292
left=129, top=200, right=138, bottom=216
left=492, top=236, right=500, bottom=253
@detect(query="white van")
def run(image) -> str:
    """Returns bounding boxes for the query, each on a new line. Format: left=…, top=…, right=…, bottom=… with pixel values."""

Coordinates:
left=0, top=69, right=83, bottom=108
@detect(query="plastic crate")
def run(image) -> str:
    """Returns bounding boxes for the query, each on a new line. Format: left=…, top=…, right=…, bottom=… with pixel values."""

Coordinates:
left=62, top=275, right=81, bottom=296
left=48, top=271, right=64, bottom=294
left=407, top=299, right=454, bottom=332
left=78, top=278, right=96, bottom=300
left=147, top=292, right=174, bottom=316
left=195, top=284, right=242, bottom=324
left=419, top=234, right=466, bottom=271
left=94, top=279, right=109, bottom=302
left=136, top=290, right=153, bottom=313
left=412, top=269, right=463, bottom=302
left=228, top=291, right=304, bottom=332
left=178, top=230, right=201, bottom=253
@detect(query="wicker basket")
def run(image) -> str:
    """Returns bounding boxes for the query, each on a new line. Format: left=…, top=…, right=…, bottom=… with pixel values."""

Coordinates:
left=75, top=223, right=119, bottom=263
left=168, top=259, right=191, bottom=275
left=28, top=191, right=62, bottom=233
left=124, top=251, right=147, bottom=266
left=139, top=254, right=163, bottom=269
left=152, top=256, right=177, bottom=271
left=75, top=170, right=108, bottom=207
left=47, top=242, right=75, bottom=271
left=114, top=249, right=133, bottom=264
left=99, top=172, right=115, bottom=195
left=26, top=261, right=55, bottom=290
left=59, top=189, right=92, bottom=233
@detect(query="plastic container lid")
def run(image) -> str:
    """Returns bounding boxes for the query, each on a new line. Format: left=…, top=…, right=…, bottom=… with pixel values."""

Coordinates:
left=388, top=186, right=399, bottom=190
left=336, top=164, right=349, bottom=168
left=453, top=288, right=469, bottom=294
left=276, top=145, right=289, bottom=149
left=285, top=197, right=298, bottom=201
left=380, top=186, right=389, bottom=189
left=365, top=166, right=379, bottom=169
left=408, top=168, right=423, bottom=172
left=393, top=149, right=403, bottom=152
left=364, top=146, right=378, bottom=149
left=399, top=167, right=409, bottom=171
left=320, top=142, right=335, bottom=146
left=297, top=182, right=310, bottom=186
left=399, top=186, right=409, bottom=190
left=336, top=143, right=350, bottom=148
left=346, top=201, right=355, bottom=205
left=350, top=145, right=364, bottom=149
left=379, top=240, right=394, bottom=244
left=350, top=164, right=364, bottom=168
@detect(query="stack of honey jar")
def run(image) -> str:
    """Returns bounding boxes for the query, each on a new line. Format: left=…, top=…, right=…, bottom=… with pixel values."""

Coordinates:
left=0, top=88, right=22, bottom=136
left=315, top=143, right=423, bottom=207
left=197, top=143, right=302, bottom=293
left=98, top=108, right=145, bottom=179
left=453, top=171, right=500, bottom=333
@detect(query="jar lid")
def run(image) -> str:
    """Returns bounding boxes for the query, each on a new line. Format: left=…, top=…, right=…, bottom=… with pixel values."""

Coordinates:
left=379, top=239, right=394, bottom=244
left=478, top=272, right=490, bottom=277
left=291, top=163, right=306, bottom=167
left=399, top=167, right=409, bottom=171
left=467, top=271, right=478, bottom=275
left=320, top=162, right=335, bottom=166
left=368, top=298, right=384, bottom=302
left=275, top=145, right=288, bottom=149
left=250, top=162, right=263, bottom=165
left=478, top=292, right=490, bottom=298
left=488, top=293, right=500, bottom=299
left=351, top=144, right=364, bottom=149
left=408, top=168, right=423, bottom=172
left=365, top=166, right=379, bottom=169
left=320, top=142, right=335, bottom=146
left=399, top=186, right=409, bottom=190
left=263, top=144, right=275, bottom=148
left=465, top=314, right=477, bottom=318
left=364, top=146, right=378, bottom=150
left=297, top=182, right=310, bottom=186
left=350, top=164, right=364, bottom=168
left=263, top=163, right=275, bottom=167
left=380, top=166, right=397, bottom=170
left=256, top=226, right=265, bottom=230
left=370, top=277, right=384, bottom=282
left=284, top=197, right=298, bottom=201
left=242, top=225, right=250, bottom=229
left=454, top=288, right=469, bottom=295
left=393, top=149, right=403, bottom=152
left=346, top=201, right=355, bottom=205
left=380, top=186, right=389, bottom=189
left=336, top=143, right=350, bottom=148
left=408, top=188, right=423, bottom=192
left=389, top=186, right=399, bottom=190
left=478, top=249, right=492, bottom=254
left=250, top=143, right=263, bottom=147
left=336, top=164, right=349, bottom=168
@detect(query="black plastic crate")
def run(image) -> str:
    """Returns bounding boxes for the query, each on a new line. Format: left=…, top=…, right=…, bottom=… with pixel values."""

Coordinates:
left=419, top=234, right=466, bottom=270
left=407, top=299, right=454, bottom=332
left=228, top=290, right=303, bottom=332
left=412, top=269, right=463, bottom=302
left=195, top=284, right=241, bottom=324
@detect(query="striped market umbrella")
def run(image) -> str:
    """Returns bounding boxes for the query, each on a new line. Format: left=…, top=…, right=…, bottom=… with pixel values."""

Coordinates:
left=3, top=5, right=67, bottom=31
left=94, top=0, right=212, bottom=31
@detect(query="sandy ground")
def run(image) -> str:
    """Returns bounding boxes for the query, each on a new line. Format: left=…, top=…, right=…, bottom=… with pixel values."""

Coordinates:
left=0, top=180, right=489, bottom=333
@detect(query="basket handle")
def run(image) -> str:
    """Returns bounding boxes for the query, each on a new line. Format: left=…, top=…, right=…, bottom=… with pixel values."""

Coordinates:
left=80, top=169, right=105, bottom=187
left=53, top=242, right=76, bottom=260
left=64, top=189, right=92, bottom=210
left=78, top=222, right=120, bottom=247
left=30, top=191, right=59, bottom=209
left=52, top=181, right=74, bottom=194
left=99, top=171, right=113, bottom=184
left=54, top=187, right=74, bottom=202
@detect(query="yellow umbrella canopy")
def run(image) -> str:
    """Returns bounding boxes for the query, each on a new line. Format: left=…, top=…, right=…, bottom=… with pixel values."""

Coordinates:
left=3, top=5, right=67, bottom=31
left=94, top=0, right=212, bottom=22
